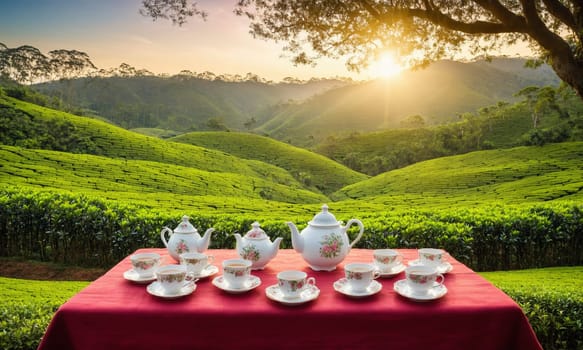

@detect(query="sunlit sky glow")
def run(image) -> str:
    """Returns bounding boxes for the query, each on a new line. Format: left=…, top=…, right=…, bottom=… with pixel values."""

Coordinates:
left=0, top=0, right=532, bottom=82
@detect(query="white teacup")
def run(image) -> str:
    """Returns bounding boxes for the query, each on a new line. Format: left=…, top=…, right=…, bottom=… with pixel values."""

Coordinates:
left=180, top=252, right=214, bottom=275
left=373, top=249, right=403, bottom=272
left=156, top=264, right=189, bottom=295
left=405, top=265, right=444, bottom=295
left=277, top=270, right=316, bottom=299
left=344, top=263, right=381, bottom=293
left=222, top=259, right=252, bottom=289
left=418, top=248, right=446, bottom=267
left=130, top=252, right=161, bottom=278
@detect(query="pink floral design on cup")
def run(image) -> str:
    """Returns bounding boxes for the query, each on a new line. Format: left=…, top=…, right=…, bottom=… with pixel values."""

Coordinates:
left=222, top=259, right=252, bottom=289
left=346, top=271, right=363, bottom=280
left=418, top=248, right=445, bottom=267
left=405, top=265, right=445, bottom=295
left=277, top=270, right=315, bottom=299
left=344, top=263, right=380, bottom=293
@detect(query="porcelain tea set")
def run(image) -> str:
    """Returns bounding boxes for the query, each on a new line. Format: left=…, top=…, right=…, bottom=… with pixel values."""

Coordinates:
left=123, top=205, right=453, bottom=302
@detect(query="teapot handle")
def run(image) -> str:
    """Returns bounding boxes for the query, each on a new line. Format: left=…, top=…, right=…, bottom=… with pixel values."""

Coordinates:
left=346, top=219, right=364, bottom=248
left=160, top=227, right=172, bottom=248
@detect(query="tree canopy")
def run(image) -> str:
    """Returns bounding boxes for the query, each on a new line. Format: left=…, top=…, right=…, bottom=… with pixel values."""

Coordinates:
left=140, top=0, right=583, bottom=100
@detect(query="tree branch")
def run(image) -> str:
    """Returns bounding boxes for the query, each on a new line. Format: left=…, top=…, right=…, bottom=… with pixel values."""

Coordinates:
left=473, top=0, right=527, bottom=26
left=542, top=0, right=577, bottom=30
left=379, top=7, right=526, bottom=34
left=519, top=0, right=573, bottom=56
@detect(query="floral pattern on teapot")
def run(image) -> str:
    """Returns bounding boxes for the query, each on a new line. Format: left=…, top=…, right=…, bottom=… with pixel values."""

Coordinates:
left=319, top=233, right=343, bottom=259
left=175, top=239, right=189, bottom=255
left=240, top=244, right=261, bottom=262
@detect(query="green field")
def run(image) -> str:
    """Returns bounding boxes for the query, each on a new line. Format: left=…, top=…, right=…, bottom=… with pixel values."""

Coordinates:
left=333, top=142, right=583, bottom=207
left=2, top=80, right=583, bottom=350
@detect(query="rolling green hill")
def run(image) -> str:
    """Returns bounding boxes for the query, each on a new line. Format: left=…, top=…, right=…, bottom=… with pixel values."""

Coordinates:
left=2, top=85, right=582, bottom=217
left=0, top=94, right=343, bottom=193
left=0, top=93, right=376, bottom=196
left=332, top=142, right=583, bottom=208
left=0, top=145, right=328, bottom=207
left=170, top=132, right=368, bottom=194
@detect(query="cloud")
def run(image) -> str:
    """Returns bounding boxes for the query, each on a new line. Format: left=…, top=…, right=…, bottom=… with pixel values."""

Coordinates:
left=124, top=35, right=154, bottom=46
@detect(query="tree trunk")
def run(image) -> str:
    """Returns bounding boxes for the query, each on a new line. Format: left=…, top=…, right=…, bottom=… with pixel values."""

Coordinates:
left=549, top=53, right=583, bottom=100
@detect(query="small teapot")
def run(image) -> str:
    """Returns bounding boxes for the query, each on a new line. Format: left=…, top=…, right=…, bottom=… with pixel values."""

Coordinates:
left=161, top=216, right=214, bottom=261
left=234, top=222, right=283, bottom=270
left=287, top=204, right=364, bottom=271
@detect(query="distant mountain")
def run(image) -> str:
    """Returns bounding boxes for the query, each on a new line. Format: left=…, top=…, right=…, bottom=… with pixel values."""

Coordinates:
left=256, top=58, right=560, bottom=145
left=33, top=76, right=350, bottom=131
left=32, top=57, right=560, bottom=147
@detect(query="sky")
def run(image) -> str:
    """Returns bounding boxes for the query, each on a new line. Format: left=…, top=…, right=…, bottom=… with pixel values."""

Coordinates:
left=0, top=0, right=532, bottom=82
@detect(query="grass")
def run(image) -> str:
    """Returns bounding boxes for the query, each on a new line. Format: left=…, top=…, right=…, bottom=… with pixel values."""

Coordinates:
left=480, top=266, right=583, bottom=297
left=0, top=277, right=88, bottom=305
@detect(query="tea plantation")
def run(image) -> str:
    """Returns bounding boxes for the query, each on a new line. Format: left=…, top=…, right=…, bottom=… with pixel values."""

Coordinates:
left=0, top=89, right=582, bottom=350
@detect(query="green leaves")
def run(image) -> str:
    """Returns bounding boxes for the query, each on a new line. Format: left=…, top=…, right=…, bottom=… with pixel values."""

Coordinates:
left=482, top=267, right=583, bottom=350
left=1, top=185, right=581, bottom=271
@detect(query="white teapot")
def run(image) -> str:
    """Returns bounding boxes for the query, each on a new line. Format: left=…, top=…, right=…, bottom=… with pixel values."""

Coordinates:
left=161, top=216, right=214, bottom=261
left=234, top=222, right=283, bottom=270
left=287, top=204, right=364, bottom=271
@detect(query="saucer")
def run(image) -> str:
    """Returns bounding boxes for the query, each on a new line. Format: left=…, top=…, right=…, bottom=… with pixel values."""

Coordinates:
left=146, top=281, right=196, bottom=299
left=189, top=265, right=219, bottom=279
left=408, top=260, right=453, bottom=274
left=212, top=275, right=261, bottom=294
left=333, top=278, right=382, bottom=298
left=393, top=279, right=447, bottom=301
left=376, top=263, right=407, bottom=278
left=123, top=269, right=156, bottom=284
left=265, top=284, right=320, bottom=306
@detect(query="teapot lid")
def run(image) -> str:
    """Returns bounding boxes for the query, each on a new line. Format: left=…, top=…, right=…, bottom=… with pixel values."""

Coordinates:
left=244, top=222, right=267, bottom=239
left=174, top=215, right=197, bottom=233
left=309, top=204, right=339, bottom=227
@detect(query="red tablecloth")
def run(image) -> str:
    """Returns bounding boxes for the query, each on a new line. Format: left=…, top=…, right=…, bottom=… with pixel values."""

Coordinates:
left=39, top=249, right=542, bottom=350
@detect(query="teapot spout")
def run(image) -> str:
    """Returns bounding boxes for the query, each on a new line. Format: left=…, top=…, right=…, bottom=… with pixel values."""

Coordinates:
left=287, top=222, right=304, bottom=253
left=197, top=228, right=215, bottom=252
left=233, top=233, right=243, bottom=250
left=271, top=237, right=283, bottom=258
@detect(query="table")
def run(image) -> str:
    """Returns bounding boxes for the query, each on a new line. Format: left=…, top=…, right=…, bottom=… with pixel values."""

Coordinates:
left=39, top=249, right=542, bottom=350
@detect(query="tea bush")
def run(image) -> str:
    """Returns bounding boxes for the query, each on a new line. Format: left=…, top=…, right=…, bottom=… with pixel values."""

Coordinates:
left=0, top=277, right=89, bottom=350
left=0, top=302, right=58, bottom=350
left=481, top=267, right=583, bottom=350
left=1, top=187, right=581, bottom=270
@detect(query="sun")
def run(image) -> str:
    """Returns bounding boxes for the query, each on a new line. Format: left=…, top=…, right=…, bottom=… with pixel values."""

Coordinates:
left=368, top=52, right=404, bottom=79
